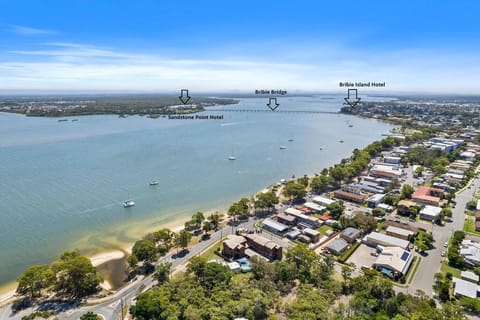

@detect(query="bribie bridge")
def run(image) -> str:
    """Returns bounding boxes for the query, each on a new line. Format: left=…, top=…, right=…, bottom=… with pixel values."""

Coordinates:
left=203, top=108, right=341, bottom=114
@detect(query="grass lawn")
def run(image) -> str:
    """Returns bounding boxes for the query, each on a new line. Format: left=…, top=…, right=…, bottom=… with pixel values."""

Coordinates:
left=463, top=217, right=480, bottom=236
left=440, top=261, right=461, bottom=278
left=317, top=225, right=333, bottom=235
left=405, top=256, right=421, bottom=285
left=199, top=241, right=223, bottom=261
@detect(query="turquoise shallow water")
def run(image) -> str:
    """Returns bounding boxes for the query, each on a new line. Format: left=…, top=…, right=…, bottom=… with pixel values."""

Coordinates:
left=0, top=95, right=393, bottom=286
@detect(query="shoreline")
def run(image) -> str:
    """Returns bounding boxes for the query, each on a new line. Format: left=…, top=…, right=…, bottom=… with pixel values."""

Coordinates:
left=0, top=205, right=229, bottom=304
left=0, top=110, right=396, bottom=306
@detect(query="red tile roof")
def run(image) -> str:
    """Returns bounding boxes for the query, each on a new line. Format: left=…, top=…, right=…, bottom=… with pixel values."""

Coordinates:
left=319, top=214, right=332, bottom=221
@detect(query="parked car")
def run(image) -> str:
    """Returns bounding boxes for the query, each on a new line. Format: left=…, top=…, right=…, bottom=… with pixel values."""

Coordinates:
left=444, top=242, right=448, bottom=248
left=441, top=251, right=445, bottom=257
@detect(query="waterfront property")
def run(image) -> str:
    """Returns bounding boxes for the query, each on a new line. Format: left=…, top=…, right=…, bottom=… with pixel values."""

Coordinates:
left=244, top=234, right=283, bottom=260
left=222, top=235, right=247, bottom=260
left=222, top=234, right=283, bottom=261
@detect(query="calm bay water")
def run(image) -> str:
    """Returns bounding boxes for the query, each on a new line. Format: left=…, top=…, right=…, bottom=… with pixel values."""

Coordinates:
left=0, top=95, right=393, bottom=288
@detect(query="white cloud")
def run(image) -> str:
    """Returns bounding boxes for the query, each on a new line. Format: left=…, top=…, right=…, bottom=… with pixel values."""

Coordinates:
left=1, top=42, right=479, bottom=94
left=8, top=25, right=58, bottom=36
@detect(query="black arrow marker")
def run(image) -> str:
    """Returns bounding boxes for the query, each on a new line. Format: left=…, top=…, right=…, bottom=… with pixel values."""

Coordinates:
left=344, top=89, right=361, bottom=108
left=178, top=89, right=191, bottom=105
left=266, top=97, right=280, bottom=111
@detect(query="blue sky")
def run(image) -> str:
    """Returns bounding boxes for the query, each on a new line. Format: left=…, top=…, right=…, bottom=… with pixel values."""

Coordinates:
left=0, top=1, right=479, bottom=93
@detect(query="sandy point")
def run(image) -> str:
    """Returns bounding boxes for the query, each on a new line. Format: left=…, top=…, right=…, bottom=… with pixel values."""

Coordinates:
left=90, top=250, right=125, bottom=267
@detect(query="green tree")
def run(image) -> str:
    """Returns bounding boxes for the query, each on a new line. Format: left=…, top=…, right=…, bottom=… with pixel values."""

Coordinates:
left=311, top=174, right=334, bottom=193
left=414, top=166, right=424, bottom=177
left=384, top=194, right=399, bottom=206
left=80, top=312, right=101, bottom=320
left=208, top=213, right=221, bottom=230
left=132, top=239, right=157, bottom=263
left=153, top=262, right=172, bottom=285
left=126, top=254, right=138, bottom=269
left=297, top=175, right=309, bottom=188
left=285, top=243, right=316, bottom=283
left=175, top=229, right=192, bottom=251
left=254, top=192, right=279, bottom=212
left=187, top=256, right=208, bottom=279
left=442, top=207, right=453, bottom=218
left=400, top=184, right=415, bottom=200
left=150, top=228, right=175, bottom=249
left=16, top=265, right=55, bottom=298
left=352, top=212, right=377, bottom=233
left=52, top=251, right=102, bottom=298
left=327, top=201, right=344, bottom=219
left=202, top=220, right=213, bottom=235
left=192, top=211, right=205, bottom=228
left=433, top=272, right=451, bottom=302
left=283, top=181, right=307, bottom=201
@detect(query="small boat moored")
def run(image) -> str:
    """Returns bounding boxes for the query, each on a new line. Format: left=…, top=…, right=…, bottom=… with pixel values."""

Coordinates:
left=149, top=181, right=159, bottom=186
left=228, top=156, right=236, bottom=160
left=280, top=146, right=286, bottom=150
left=123, top=200, right=135, bottom=208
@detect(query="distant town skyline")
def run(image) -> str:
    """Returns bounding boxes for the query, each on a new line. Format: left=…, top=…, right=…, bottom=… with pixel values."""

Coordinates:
left=1, top=1, right=479, bottom=94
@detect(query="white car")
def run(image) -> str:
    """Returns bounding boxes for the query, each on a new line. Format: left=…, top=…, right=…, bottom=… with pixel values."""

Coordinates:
left=441, top=251, right=445, bottom=257
left=444, top=242, right=448, bottom=248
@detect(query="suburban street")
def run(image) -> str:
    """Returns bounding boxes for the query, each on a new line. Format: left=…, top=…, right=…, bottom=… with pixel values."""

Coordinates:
left=396, top=173, right=480, bottom=296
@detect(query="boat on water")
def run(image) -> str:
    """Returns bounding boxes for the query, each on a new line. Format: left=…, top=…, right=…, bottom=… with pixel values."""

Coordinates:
left=71, top=119, right=79, bottom=122
left=319, top=147, right=323, bottom=150
left=228, top=156, right=236, bottom=160
left=149, top=181, right=159, bottom=186
left=123, top=200, right=135, bottom=208
left=348, top=124, right=353, bottom=127
left=288, top=139, right=294, bottom=142
left=280, top=146, right=286, bottom=150
left=58, top=119, right=68, bottom=122
left=340, top=140, right=344, bottom=143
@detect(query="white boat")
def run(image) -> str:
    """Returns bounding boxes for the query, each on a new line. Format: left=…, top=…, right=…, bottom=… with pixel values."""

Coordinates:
left=149, top=181, right=159, bottom=186
left=228, top=156, right=236, bottom=160
left=280, top=146, right=286, bottom=150
left=123, top=200, right=135, bottom=208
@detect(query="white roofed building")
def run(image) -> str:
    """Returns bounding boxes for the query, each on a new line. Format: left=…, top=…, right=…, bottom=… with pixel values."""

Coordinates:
left=373, top=246, right=413, bottom=279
